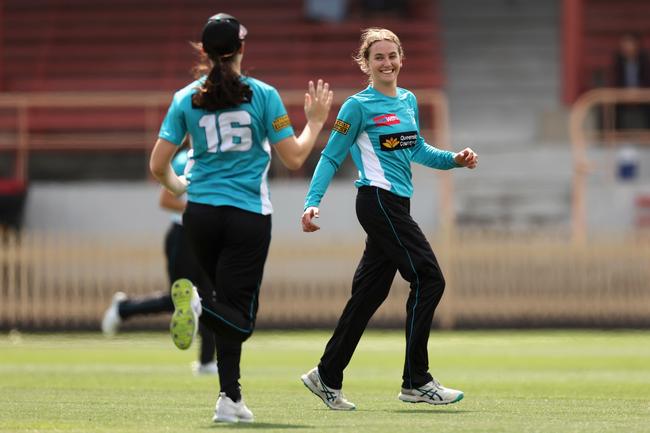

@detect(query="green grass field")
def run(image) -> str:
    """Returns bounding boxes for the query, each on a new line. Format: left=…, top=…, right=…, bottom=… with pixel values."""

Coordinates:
left=1, top=330, right=649, bottom=433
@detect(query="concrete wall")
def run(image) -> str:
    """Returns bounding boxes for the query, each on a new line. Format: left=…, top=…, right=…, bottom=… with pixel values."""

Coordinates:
left=22, top=150, right=650, bottom=238
left=23, top=165, right=445, bottom=238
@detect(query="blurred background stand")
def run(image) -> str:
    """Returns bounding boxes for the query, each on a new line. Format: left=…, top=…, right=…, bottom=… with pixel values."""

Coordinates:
left=304, top=0, right=348, bottom=22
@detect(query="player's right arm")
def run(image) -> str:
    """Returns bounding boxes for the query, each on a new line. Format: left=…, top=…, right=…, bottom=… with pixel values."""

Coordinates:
left=301, top=98, right=363, bottom=232
left=151, top=93, right=189, bottom=196
left=150, top=138, right=188, bottom=196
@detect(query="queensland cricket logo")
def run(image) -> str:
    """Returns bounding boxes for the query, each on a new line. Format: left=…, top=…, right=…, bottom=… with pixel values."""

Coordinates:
left=382, top=137, right=400, bottom=149
left=379, top=131, right=418, bottom=151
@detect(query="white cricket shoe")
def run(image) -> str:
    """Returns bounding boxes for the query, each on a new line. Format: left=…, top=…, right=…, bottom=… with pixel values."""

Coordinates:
left=213, top=392, right=254, bottom=423
left=398, top=378, right=464, bottom=405
left=191, top=360, right=218, bottom=376
left=101, top=292, right=127, bottom=336
left=170, top=279, right=201, bottom=350
left=300, top=367, right=356, bottom=410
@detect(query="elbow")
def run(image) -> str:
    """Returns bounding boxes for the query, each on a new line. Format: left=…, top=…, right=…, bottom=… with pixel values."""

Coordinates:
left=285, top=159, right=303, bottom=171
left=149, top=160, right=165, bottom=181
left=284, top=154, right=307, bottom=171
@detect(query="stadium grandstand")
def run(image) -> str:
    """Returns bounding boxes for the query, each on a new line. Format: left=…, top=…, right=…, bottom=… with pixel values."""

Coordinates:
left=0, top=0, right=649, bottom=331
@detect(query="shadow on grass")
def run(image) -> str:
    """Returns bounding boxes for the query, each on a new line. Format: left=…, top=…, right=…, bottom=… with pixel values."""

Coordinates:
left=390, top=409, right=471, bottom=414
left=206, top=422, right=312, bottom=430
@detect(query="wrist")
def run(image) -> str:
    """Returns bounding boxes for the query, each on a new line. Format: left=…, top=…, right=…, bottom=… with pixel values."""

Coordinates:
left=306, top=119, right=325, bottom=130
left=451, top=152, right=463, bottom=167
left=165, top=171, right=187, bottom=196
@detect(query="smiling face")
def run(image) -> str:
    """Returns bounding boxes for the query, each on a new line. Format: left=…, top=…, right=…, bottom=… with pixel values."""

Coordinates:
left=367, top=40, right=402, bottom=88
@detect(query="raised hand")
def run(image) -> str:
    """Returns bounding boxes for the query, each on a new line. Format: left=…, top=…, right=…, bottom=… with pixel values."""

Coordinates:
left=304, top=79, right=333, bottom=126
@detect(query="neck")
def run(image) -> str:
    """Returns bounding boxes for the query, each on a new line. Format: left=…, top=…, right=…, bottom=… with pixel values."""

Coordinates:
left=372, top=81, right=397, bottom=97
left=231, top=55, right=242, bottom=75
left=215, top=55, right=242, bottom=76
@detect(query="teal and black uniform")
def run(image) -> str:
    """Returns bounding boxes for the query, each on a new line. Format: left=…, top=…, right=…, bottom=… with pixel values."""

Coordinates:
left=305, top=86, right=460, bottom=390
left=159, top=76, right=294, bottom=398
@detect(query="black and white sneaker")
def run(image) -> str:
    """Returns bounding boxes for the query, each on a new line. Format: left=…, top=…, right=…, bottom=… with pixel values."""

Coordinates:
left=398, top=378, right=464, bottom=405
left=301, top=367, right=356, bottom=410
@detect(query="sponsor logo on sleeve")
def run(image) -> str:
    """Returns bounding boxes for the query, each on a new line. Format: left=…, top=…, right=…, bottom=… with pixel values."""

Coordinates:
left=379, top=131, right=418, bottom=151
left=272, top=114, right=291, bottom=132
left=333, top=118, right=351, bottom=135
left=373, top=113, right=400, bottom=126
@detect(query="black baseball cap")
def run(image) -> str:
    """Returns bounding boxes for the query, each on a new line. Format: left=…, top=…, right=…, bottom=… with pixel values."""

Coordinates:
left=201, top=13, right=247, bottom=57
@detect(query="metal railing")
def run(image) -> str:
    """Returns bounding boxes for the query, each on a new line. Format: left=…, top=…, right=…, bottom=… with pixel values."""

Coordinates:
left=2, top=229, right=649, bottom=330
left=569, top=88, right=650, bottom=243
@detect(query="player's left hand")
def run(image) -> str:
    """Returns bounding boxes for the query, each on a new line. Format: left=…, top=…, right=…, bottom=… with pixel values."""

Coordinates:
left=301, top=206, right=321, bottom=232
left=304, top=79, right=333, bottom=126
left=454, top=147, right=478, bottom=169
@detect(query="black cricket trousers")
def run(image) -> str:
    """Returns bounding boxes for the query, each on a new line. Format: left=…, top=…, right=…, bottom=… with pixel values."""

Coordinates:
left=183, top=202, right=271, bottom=397
left=318, top=186, right=446, bottom=390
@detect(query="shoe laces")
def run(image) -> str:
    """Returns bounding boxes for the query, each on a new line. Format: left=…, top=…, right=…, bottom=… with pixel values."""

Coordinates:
left=417, top=380, right=443, bottom=400
left=417, top=387, right=442, bottom=400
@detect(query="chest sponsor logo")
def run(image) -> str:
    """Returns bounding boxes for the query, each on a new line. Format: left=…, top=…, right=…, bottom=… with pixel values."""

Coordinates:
left=333, top=118, right=351, bottom=135
left=272, top=114, right=291, bottom=132
left=379, top=131, right=418, bottom=151
left=373, top=113, right=400, bottom=126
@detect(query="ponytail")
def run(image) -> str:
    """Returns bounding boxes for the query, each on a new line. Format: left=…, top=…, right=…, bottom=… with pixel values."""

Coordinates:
left=191, top=42, right=251, bottom=111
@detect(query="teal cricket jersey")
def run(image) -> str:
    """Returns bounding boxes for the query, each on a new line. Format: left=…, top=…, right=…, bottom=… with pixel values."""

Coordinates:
left=304, top=86, right=459, bottom=209
left=159, top=76, right=295, bottom=215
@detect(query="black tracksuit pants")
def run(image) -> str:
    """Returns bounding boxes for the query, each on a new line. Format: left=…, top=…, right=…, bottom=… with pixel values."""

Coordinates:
left=318, top=186, right=446, bottom=390
left=183, top=202, right=271, bottom=399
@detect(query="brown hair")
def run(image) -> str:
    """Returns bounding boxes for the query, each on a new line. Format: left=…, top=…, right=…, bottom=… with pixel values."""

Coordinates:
left=190, top=42, right=252, bottom=111
left=353, top=28, right=404, bottom=77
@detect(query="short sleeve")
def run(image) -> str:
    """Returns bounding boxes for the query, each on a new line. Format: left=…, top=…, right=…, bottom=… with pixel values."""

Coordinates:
left=158, top=93, right=187, bottom=146
left=264, top=87, right=295, bottom=144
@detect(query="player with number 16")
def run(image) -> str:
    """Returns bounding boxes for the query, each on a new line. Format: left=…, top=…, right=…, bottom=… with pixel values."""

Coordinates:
left=149, top=12, right=333, bottom=424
